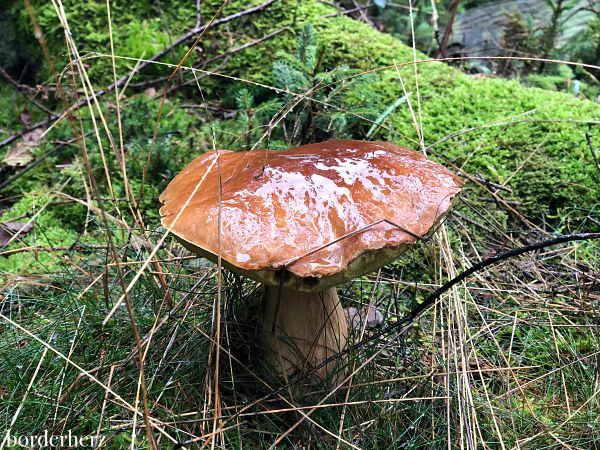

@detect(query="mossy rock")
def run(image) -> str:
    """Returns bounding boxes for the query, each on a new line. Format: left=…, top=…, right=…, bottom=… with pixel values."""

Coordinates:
left=4, top=0, right=600, bottom=220
left=219, top=1, right=599, bottom=217
left=237, top=2, right=600, bottom=217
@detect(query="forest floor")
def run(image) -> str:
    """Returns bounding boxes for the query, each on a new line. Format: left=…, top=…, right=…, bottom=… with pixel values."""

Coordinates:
left=1, top=1, right=599, bottom=448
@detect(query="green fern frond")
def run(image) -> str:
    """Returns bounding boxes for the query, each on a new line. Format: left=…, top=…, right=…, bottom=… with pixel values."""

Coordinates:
left=235, top=88, right=254, bottom=110
left=296, top=24, right=318, bottom=71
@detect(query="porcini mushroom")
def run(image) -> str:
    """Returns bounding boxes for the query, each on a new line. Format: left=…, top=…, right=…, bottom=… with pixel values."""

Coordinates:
left=159, top=140, right=462, bottom=382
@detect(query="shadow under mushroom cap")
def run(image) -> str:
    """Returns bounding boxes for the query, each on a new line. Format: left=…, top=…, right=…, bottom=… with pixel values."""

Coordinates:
left=160, top=140, right=463, bottom=292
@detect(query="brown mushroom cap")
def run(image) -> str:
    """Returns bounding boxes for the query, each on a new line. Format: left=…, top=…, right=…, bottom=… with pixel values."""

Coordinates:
left=160, top=140, right=462, bottom=291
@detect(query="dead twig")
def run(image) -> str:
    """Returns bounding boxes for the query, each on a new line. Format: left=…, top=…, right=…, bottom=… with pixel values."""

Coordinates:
left=195, top=0, right=202, bottom=29
left=129, top=26, right=289, bottom=92
left=0, top=66, right=55, bottom=116
left=585, top=132, right=600, bottom=176
left=323, top=3, right=371, bottom=18
left=0, top=244, right=108, bottom=257
left=474, top=173, right=513, bottom=194
left=437, top=0, right=459, bottom=58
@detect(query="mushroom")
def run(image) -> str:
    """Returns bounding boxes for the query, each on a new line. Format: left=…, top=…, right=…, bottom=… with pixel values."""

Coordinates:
left=159, top=140, right=462, bottom=383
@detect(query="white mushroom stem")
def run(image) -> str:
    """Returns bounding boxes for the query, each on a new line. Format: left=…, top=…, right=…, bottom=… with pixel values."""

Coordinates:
left=260, top=286, right=348, bottom=382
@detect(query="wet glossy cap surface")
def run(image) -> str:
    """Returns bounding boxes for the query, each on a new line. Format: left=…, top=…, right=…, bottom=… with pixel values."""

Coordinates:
left=160, top=140, right=462, bottom=287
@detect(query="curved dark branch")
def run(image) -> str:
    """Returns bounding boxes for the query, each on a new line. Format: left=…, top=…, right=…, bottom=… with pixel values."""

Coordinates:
left=337, top=232, right=600, bottom=363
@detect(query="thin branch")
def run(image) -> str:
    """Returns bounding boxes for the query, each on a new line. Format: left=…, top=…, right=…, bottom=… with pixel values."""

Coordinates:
left=585, top=132, right=600, bottom=176
left=129, top=26, right=289, bottom=91
left=437, top=0, right=460, bottom=58
left=0, top=66, right=55, bottom=116
left=430, top=0, right=440, bottom=49
left=323, top=3, right=371, bottom=18
left=0, top=244, right=108, bottom=257
left=196, top=0, right=202, bottom=29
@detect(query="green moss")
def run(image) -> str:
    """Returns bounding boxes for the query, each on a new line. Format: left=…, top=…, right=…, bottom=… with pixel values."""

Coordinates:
left=231, top=9, right=600, bottom=216
left=381, top=75, right=600, bottom=214
left=1, top=91, right=201, bottom=277
left=124, top=20, right=171, bottom=60
left=0, top=192, right=80, bottom=275
left=5, top=0, right=599, bottom=218
left=9, top=0, right=287, bottom=85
